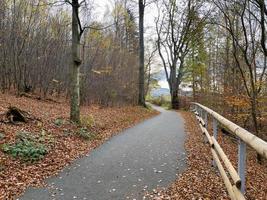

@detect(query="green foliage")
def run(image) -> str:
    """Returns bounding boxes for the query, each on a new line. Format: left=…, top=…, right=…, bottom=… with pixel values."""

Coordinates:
left=183, top=15, right=207, bottom=85
left=1, top=131, right=53, bottom=162
left=54, top=118, right=64, bottom=126
left=76, top=127, right=99, bottom=141
left=149, top=95, right=171, bottom=109
left=2, top=141, right=47, bottom=162
left=80, top=114, right=95, bottom=128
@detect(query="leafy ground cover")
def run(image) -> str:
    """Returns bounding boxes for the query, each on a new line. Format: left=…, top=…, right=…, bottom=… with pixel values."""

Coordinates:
left=146, top=111, right=267, bottom=200
left=0, top=94, right=158, bottom=199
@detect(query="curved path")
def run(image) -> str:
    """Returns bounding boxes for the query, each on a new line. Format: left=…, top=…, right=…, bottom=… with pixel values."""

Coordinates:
left=19, top=105, right=186, bottom=200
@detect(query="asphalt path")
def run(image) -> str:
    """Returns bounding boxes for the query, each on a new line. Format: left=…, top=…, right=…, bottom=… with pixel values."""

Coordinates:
left=19, top=105, right=186, bottom=200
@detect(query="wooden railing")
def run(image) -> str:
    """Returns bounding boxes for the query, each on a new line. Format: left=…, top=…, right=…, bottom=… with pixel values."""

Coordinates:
left=191, top=103, right=267, bottom=200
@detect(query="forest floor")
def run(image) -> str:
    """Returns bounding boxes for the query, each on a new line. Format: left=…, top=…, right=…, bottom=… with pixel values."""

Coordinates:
left=146, top=111, right=267, bottom=200
left=0, top=93, right=158, bottom=199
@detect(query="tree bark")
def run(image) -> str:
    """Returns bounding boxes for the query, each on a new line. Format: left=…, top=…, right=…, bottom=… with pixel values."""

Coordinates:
left=169, top=66, right=180, bottom=110
left=171, top=89, right=179, bottom=109
left=138, top=0, right=145, bottom=106
left=70, top=0, right=81, bottom=123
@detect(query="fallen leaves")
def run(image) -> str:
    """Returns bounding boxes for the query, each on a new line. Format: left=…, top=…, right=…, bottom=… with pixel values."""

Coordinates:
left=146, top=111, right=267, bottom=200
left=0, top=93, right=158, bottom=199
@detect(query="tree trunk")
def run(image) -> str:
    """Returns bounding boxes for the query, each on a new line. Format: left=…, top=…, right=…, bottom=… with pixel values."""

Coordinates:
left=250, top=94, right=262, bottom=163
left=171, top=89, right=179, bottom=109
left=138, top=0, right=145, bottom=106
left=192, top=75, right=196, bottom=101
left=169, top=67, right=179, bottom=110
left=70, top=0, right=81, bottom=123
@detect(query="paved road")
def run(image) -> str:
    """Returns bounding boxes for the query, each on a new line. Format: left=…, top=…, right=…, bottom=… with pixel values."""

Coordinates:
left=19, top=105, right=186, bottom=200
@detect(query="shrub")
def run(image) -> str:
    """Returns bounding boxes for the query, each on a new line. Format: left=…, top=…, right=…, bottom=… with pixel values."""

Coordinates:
left=1, top=131, right=51, bottom=162
left=2, top=140, right=47, bottom=162
left=80, top=114, right=95, bottom=128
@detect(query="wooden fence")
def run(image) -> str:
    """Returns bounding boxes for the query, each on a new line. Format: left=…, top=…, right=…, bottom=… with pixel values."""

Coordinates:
left=191, top=103, right=267, bottom=200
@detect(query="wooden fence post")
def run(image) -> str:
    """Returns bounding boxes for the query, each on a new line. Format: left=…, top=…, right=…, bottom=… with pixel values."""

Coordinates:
left=212, top=117, right=218, bottom=167
left=213, top=117, right=218, bottom=139
left=191, top=102, right=267, bottom=199
left=204, top=111, right=208, bottom=128
left=238, top=139, right=246, bottom=194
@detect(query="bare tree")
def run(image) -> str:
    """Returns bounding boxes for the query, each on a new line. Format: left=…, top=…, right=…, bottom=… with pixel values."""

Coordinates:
left=212, top=0, right=267, bottom=162
left=253, top=0, right=267, bottom=57
left=155, top=0, right=201, bottom=109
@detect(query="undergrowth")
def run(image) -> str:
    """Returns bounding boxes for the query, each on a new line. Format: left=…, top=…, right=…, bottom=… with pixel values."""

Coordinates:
left=1, top=130, right=53, bottom=162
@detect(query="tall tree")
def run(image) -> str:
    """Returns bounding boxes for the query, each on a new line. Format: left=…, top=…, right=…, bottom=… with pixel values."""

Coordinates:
left=138, top=0, right=145, bottom=106
left=70, top=0, right=82, bottom=123
left=155, top=0, right=202, bottom=109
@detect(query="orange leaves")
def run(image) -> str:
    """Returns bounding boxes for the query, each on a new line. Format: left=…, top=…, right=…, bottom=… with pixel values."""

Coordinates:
left=223, top=95, right=250, bottom=108
left=0, top=93, right=158, bottom=199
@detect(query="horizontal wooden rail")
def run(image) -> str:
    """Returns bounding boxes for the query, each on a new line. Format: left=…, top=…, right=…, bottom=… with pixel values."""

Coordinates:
left=203, top=128, right=213, bottom=147
left=211, top=148, right=237, bottom=200
left=193, top=103, right=267, bottom=159
left=190, top=102, right=267, bottom=200
left=195, top=114, right=240, bottom=185
left=211, top=136, right=241, bottom=188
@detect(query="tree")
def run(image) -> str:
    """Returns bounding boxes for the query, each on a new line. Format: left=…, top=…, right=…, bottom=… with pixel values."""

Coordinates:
left=212, top=0, right=267, bottom=162
left=253, top=0, right=267, bottom=57
left=138, top=0, right=146, bottom=106
left=69, top=0, right=82, bottom=123
left=145, top=43, right=158, bottom=96
left=155, top=0, right=202, bottom=109
left=67, top=0, right=97, bottom=122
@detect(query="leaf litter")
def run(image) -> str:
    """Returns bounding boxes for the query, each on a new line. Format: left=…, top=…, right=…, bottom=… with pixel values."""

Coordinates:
left=145, top=111, right=267, bottom=200
left=0, top=94, right=158, bottom=199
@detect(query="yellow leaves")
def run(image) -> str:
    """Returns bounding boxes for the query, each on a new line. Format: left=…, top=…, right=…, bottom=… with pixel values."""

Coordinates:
left=86, top=29, right=112, bottom=49
left=101, top=37, right=111, bottom=49
left=88, top=29, right=102, bottom=40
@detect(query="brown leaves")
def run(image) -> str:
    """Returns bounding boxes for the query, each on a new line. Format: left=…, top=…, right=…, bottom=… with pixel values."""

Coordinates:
left=146, top=111, right=267, bottom=200
left=0, top=93, right=158, bottom=199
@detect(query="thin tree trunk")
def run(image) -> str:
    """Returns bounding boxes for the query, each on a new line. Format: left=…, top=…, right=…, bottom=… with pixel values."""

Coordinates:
left=250, top=93, right=262, bottom=163
left=70, top=0, right=81, bottom=123
left=138, top=0, right=145, bottom=106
